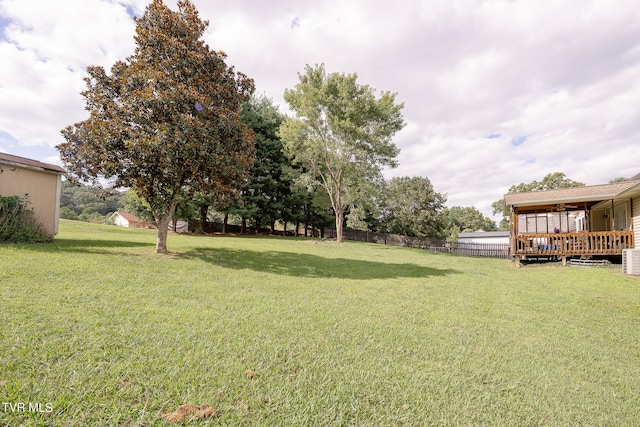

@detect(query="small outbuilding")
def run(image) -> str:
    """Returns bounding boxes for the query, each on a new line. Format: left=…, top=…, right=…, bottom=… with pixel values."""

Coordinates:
left=110, top=211, right=188, bottom=232
left=110, top=211, right=149, bottom=228
left=0, top=152, right=65, bottom=237
left=458, top=230, right=510, bottom=245
left=455, top=230, right=511, bottom=258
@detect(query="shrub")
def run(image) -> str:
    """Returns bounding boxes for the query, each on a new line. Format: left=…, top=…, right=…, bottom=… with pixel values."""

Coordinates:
left=59, top=206, right=79, bottom=220
left=0, top=194, right=51, bottom=243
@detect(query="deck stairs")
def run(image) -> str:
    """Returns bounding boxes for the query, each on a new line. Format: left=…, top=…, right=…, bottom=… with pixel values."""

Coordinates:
left=569, top=256, right=611, bottom=267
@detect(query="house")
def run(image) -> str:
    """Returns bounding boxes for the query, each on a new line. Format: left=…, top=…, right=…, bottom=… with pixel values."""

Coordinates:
left=0, top=152, right=65, bottom=237
left=110, top=211, right=188, bottom=232
left=458, top=230, right=510, bottom=245
left=456, top=231, right=511, bottom=258
left=171, top=220, right=189, bottom=233
left=504, top=174, right=640, bottom=267
left=110, top=211, right=148, bottom=228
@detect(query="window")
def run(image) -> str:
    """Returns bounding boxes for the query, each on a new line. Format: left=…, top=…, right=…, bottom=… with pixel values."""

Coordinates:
left=517, top=211, right=579, bottom=234
left=614, top=204, right=627, bottom=230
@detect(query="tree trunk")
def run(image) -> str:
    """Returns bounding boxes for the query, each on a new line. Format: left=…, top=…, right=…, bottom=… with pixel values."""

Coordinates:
left=335, top=208, right=344, bottom=243
left=332, top=184, right=344, bottom=243
left=199, top=203, right=208, bottom=232
left=223, top=213, right=228, bottom=233
left=155, top=213, right=172, bottom=253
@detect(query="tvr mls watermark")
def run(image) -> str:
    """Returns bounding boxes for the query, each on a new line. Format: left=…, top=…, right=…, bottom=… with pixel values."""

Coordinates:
left=2, top=402, right=53, bottom=413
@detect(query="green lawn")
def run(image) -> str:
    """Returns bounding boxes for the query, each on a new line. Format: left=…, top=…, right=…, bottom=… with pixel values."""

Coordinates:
left=1, top=220, right=639, bottom=426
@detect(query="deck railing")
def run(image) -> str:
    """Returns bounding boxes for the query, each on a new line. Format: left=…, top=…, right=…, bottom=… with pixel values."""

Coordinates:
left=513, top=231, right=634, bottom=256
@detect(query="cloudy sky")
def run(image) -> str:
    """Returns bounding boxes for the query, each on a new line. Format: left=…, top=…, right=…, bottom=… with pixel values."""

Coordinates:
left=1, top=0, right=639, bottom=219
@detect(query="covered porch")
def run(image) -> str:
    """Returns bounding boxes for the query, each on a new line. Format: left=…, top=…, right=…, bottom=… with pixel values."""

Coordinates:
left=504, top=178, right=640, bottom=268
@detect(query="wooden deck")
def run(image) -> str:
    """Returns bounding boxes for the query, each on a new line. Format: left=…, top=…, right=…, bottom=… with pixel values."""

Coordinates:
left=512, top=231, right=634, bottom=266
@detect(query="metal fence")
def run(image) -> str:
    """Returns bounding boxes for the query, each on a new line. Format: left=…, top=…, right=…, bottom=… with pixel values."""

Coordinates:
left=324, top=229, right=510, bottom=258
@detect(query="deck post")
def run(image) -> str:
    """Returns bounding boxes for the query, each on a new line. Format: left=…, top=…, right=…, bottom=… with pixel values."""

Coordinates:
left=510, top=208, right=517, bottom=255
left=562, top=255, right=567, bottom=266
left=515, top=255, right=521, bottom=268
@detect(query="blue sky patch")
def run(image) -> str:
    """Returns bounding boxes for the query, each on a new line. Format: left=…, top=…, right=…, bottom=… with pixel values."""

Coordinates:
left=0, top=129, right=18, bottom=145
left=0, top=15, right=12, bottom=41
left=485, top=133, right=501, bottom=139
left=0, top=130, right=59, bottom=164
left=125, top=5, right=139, bottom=19
left=511, top=135, right=528, bottom=147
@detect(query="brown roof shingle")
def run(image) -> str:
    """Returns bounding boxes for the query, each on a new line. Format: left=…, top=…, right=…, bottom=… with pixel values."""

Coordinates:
left=114, top=211, right=141, bottom=223
left=504, top=179, right=640, bottom=207
left=0, top=152, right=66, bottom=174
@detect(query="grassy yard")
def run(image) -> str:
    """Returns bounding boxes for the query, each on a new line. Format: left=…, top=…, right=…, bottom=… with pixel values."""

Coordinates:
left=1, top=220, right=639, bottom=426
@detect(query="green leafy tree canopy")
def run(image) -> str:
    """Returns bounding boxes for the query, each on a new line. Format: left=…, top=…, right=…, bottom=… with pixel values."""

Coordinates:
left=58, top=0, right=255, bottom=252
left=444, top=206, right=497, bottom=236
left=237, top=95, right=290, bottom=232
left=380, top=176, right=447, bottom=238
left=279, top=64, right=405, bottom=242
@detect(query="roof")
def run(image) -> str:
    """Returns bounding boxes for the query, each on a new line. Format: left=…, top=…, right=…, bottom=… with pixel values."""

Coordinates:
left=504, top=179, right=640, bottom=209
left=112, top=211, right=141, bottom=223
left=459, top=231, right=510, bottom=238
left=0, top=152, right=66, bottom=174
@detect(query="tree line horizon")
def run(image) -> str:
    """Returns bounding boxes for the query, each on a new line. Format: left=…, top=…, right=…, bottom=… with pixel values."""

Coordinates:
left=58, top=0, right=608, bottom=252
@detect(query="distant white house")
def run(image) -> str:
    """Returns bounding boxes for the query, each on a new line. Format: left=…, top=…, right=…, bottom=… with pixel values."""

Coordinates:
left=458, top=231, right=510, bottom=244
left=110, top=211, right=149, bottom=228
left=170, top=220, right=189, bottom=233
left=109, top=211, right=189, bottom=232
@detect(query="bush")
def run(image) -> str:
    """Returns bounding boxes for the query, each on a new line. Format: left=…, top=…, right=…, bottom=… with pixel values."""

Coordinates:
left=59, top=206, right=79, bottom=220
left=0, top=195, right=51, bottom=243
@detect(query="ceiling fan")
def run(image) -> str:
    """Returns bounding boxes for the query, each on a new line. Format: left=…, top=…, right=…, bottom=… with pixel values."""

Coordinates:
left=556, top=203, right=578, bottom=211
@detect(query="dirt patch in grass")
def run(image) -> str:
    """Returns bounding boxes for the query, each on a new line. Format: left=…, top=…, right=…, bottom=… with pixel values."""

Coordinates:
left=162, top=404, right=216, bottom=423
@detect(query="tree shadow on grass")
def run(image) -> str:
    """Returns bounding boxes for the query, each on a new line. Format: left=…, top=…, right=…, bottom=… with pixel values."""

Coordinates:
left=180, top=247, right=461, bottom=280
left=13, top=238, right=154, bottom=254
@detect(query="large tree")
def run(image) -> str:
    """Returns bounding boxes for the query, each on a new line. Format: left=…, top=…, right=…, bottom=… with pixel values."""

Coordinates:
left=237, top=95, right=291, bottom=233
left=443, top=206, right=497, bottom=238
left=380, top=176, right=447, bottom=238
left=58, top=0, right=255, bottom=252
left=279, top=64, right=405, bottom=242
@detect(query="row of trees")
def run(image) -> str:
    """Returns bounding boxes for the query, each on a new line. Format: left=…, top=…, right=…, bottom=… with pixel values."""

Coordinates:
left=63, top=167, right=632, bottom=240
left=59, top=168, right=498, bottom=240
left=57, top=0, right=495, bottom=251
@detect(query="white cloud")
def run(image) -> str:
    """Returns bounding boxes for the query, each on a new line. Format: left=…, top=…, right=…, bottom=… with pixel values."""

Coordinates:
left=1, top=0, right=639, bottom=220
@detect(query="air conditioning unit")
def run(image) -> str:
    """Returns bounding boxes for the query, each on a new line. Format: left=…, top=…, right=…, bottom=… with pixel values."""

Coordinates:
left=622, top=249, right=640, bottom=275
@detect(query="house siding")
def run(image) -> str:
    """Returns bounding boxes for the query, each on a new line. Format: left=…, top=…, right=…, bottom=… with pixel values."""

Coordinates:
left=633, top=196, right=640, bottom=247
left=113, top=215, right=131, bottom=227
left=459, top=236, right=510, bottom=244
left=591, top=209, right=608, bottom=232
left=0, top=162, right=62, bottom=236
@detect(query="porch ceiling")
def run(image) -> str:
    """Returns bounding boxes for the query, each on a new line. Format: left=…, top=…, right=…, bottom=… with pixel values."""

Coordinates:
left=511, top=202, right=599, bottom=215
